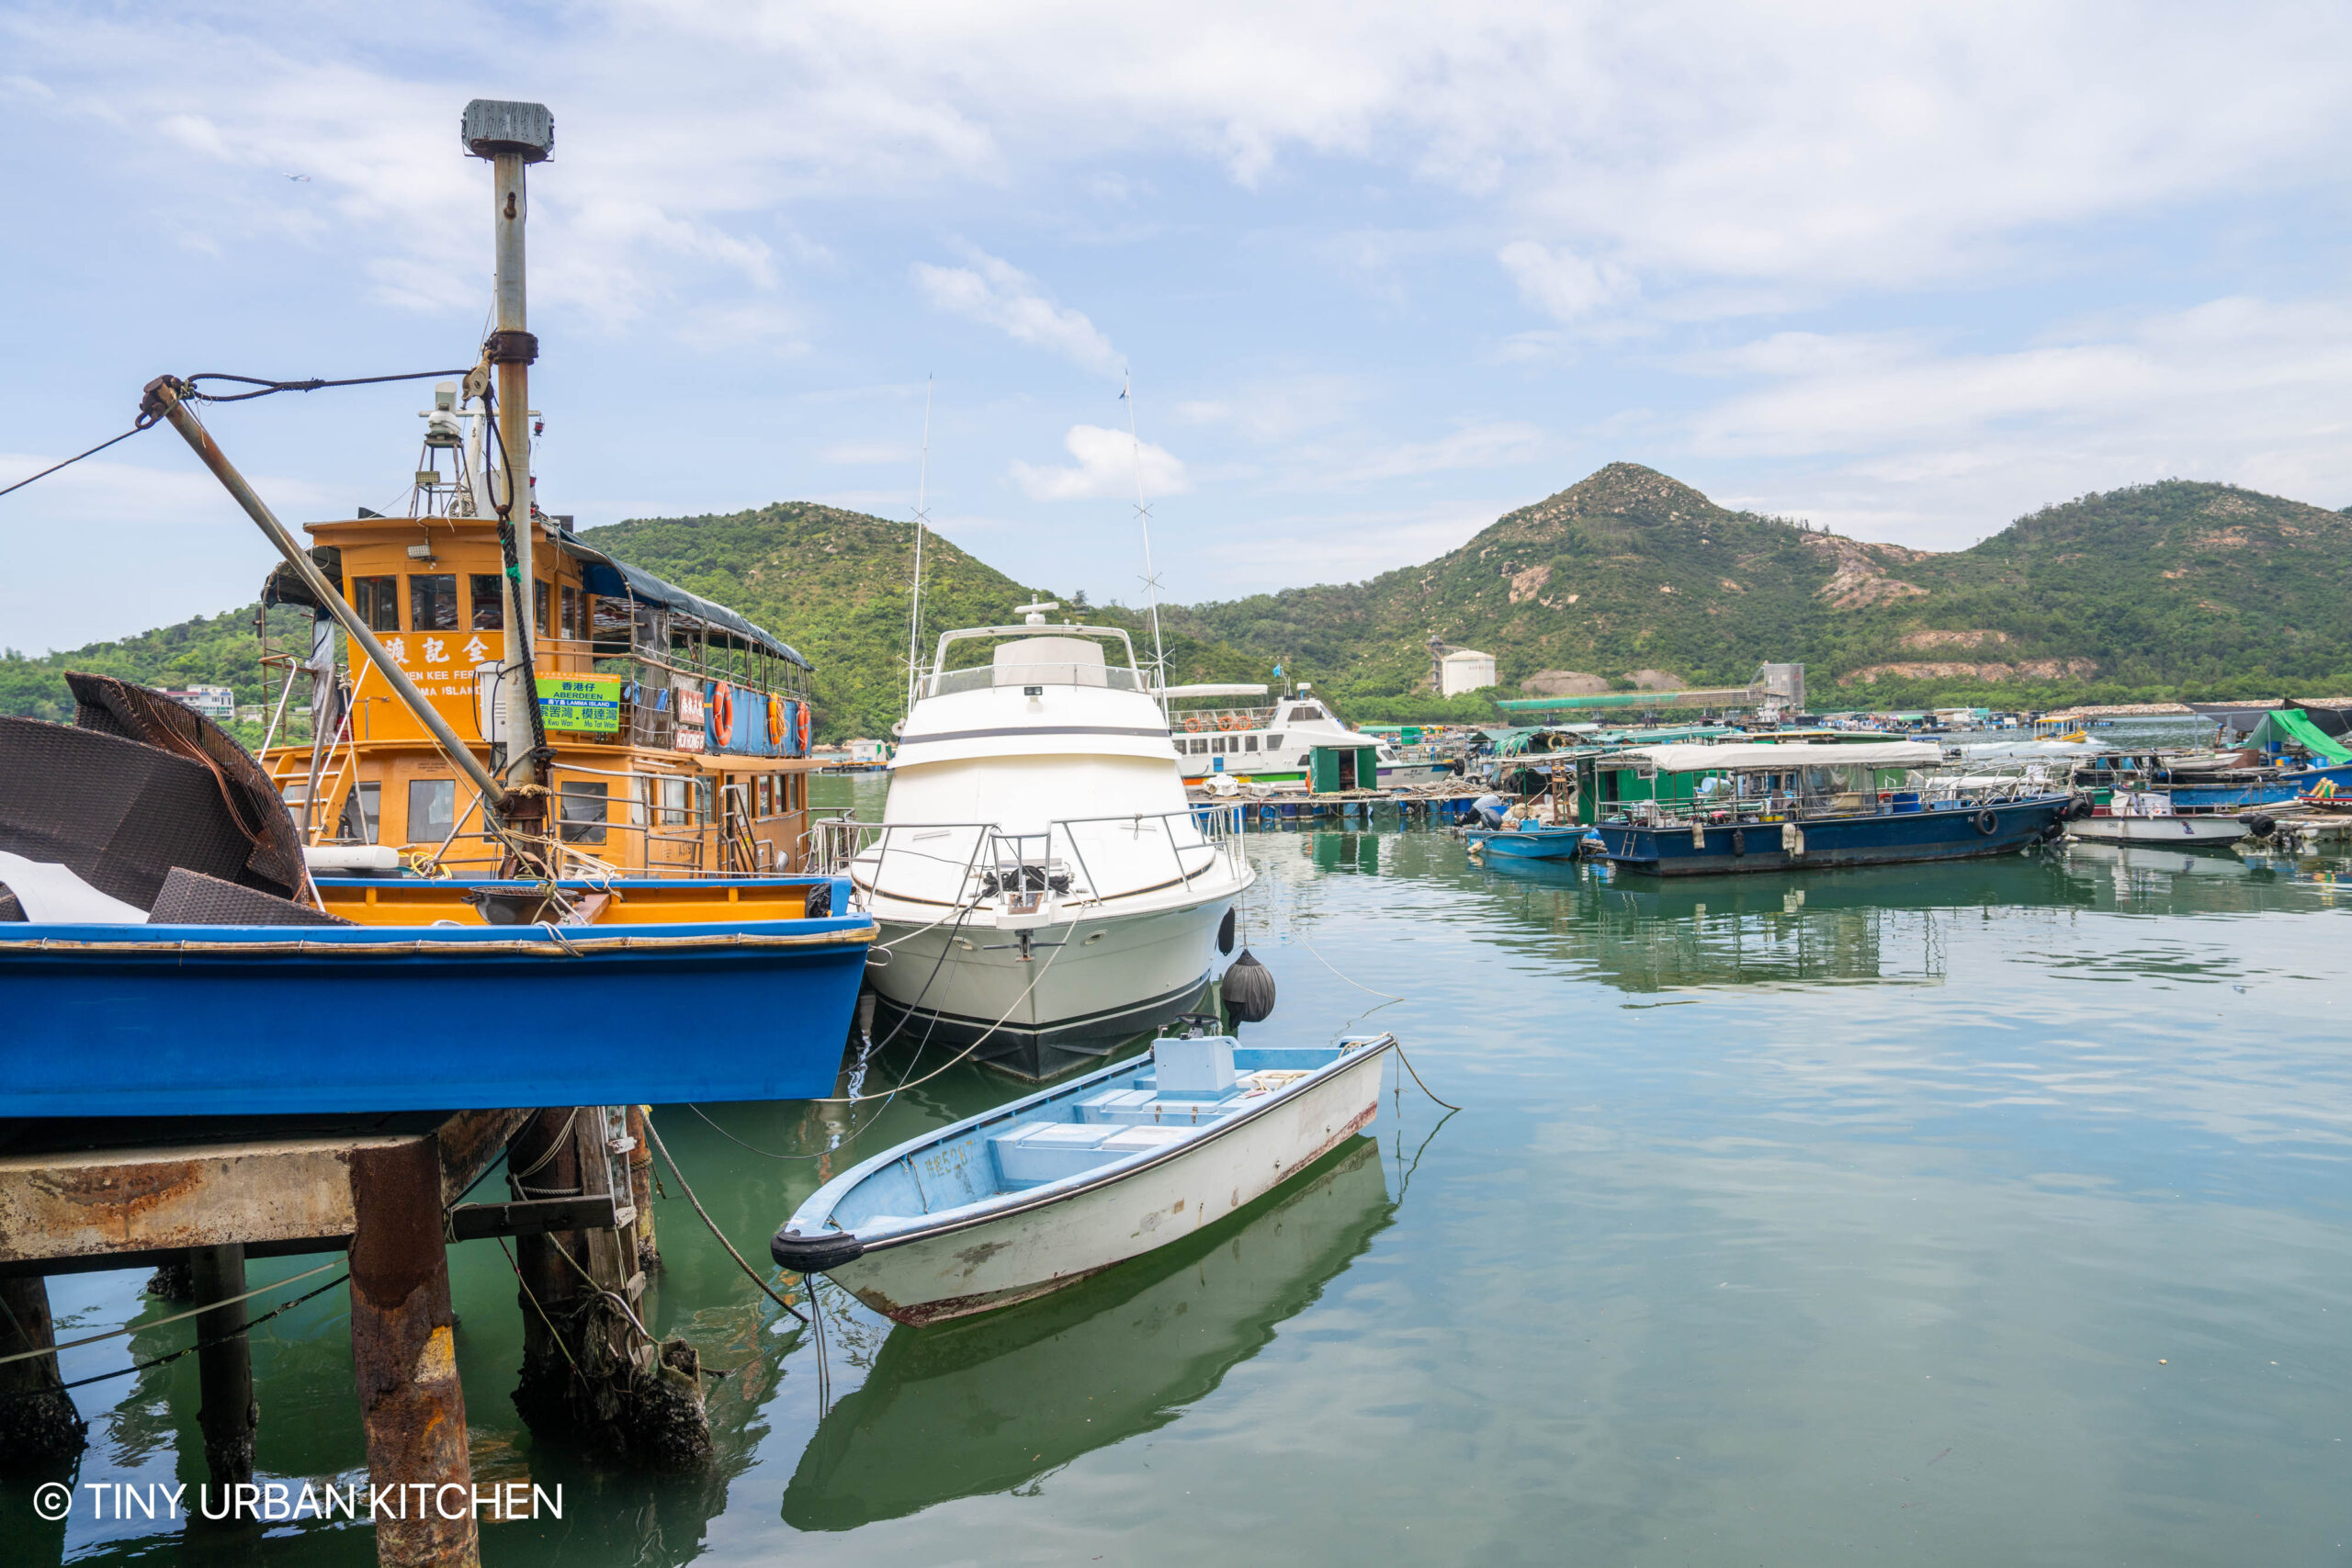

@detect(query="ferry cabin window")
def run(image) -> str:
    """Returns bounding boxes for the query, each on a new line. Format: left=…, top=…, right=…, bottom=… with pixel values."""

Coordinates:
left=336, top=783, right=380, bottom=844
left=409, top=574, right=459, bottom=632
left=559, top=781, right=608, bottom=845
left=1266, top=735, right=1283, bottom=750
left=408, top=778, right=457, bottom=843
left=653, top=776, right=692, bottom=828
left=469, top=574, right=504, bottom=631
left=1245, top=735, right=1259, bottom=751
left=534, top=580, right=550, bottom=635
left=560, top=585, right=584, bottom=642
left=756, top=774, right=774, bottom=818
left=352, top=576, right=400, bottom=632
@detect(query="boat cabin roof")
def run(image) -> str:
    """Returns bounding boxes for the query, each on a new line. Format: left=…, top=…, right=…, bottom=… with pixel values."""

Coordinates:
left=1612, top=740, right=1943, bottom=774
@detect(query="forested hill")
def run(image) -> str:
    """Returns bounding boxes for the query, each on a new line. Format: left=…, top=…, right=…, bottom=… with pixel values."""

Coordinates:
left=579, top=501, right=1267, bottom=739
left=8, top=469, right=2348, bottom=732
left=1169, top=464, right=2352, bottom=706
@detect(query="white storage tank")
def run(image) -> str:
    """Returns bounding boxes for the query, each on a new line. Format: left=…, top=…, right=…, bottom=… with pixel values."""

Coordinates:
left=1439, top=649, right=1497, bottom=696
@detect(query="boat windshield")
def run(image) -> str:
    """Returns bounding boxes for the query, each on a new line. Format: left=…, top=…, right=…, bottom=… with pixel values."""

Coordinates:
left=926, top=626, right=1148, bottom=697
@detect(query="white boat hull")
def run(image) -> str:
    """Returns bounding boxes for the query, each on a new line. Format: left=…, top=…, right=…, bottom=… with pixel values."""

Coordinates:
left=868, top=893, right=1236, bottom=1077
left=2066, top=816, right=2247, bottom=847
left=824, top=1043, right=1387, bottom=1324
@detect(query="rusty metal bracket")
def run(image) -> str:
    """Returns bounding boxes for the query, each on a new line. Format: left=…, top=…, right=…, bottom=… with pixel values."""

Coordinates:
left=447, top=1194, right=621, bottom=1243
left=485, top=329, right=539, bottom=365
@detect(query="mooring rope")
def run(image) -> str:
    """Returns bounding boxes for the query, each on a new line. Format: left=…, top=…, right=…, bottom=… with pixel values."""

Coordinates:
left=0, top=1258, right=342, bottom=1368
left=639, top=1117, right=809, bottom=1325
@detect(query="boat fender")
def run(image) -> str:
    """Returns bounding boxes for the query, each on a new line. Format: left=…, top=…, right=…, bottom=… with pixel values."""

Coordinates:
left=1217, top=905, right=1236, bottom=956
left=805, top=880, right=832, bottom=919
left=796, top=701, right=812, bottom=756
left=2038, top=820, right=2065, bottom=843
left=767, top=694, right=785, bottom=750
left=1223, top=947, right=1277, bottom=1025
left=1731, top=828, right=1746, bottom=857
left=770, top=1228, right=865, bottom=1271
left=1974, top=808, right=1999, bottom=835
left=2244, top=812, right=2277, bottom=839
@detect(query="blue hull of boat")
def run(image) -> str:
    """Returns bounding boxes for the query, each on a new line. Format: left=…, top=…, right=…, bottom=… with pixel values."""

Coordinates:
left=2166, top=762, right=2352, bottom=809
left=1594, top=795, right=2069, bottom=876
left=1467, top=827, right=1584, bottom=861
left=0, top=887, right=875, bottom=1116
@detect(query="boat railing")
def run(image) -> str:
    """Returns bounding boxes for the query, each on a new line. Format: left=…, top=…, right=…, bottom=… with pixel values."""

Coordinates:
left=814, top=806, right=1242, bottom=910
left=1170, top=705, right=1277, bottom=735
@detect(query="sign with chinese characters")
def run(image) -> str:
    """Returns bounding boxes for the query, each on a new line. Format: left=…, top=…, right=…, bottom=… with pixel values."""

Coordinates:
left=674, top=685, right=707, bottom=752
left=536, top=673, right=623, bottom=734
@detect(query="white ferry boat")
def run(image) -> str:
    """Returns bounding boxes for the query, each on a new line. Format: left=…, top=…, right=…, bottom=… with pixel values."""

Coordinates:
left=1164, top=683, right=1451, bottom=790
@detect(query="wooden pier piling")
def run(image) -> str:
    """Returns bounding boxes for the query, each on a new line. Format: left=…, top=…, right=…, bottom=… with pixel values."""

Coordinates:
left=189, top=1243, right=258, bottom=1493
left=0, top=1274, right=85, bottom=1468
left=509, top=1107, right=709, bottom=1469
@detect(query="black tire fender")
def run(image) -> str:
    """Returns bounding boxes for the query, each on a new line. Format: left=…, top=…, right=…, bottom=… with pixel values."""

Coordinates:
left=1731, top=828, right=1746, bottom=857
left=1974, top=808, right=2000, bottom=836
left=771, top=1228, right=865, bottom=1271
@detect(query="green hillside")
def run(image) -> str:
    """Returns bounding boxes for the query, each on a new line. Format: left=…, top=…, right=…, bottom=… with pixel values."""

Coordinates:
left=11, top=468, right=2347, bottom=735
left=1172, top=464, right=2352, bottom=711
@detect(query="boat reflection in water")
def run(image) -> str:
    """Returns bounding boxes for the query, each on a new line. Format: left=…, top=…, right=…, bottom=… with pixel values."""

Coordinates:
left=783, top=1136, right=1392, bottom=1530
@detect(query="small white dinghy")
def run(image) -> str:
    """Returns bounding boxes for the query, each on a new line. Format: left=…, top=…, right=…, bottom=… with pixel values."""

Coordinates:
left=771, top=1028, right=1396, bottom=1324
left=2066, top=814, right=2248, bottom=849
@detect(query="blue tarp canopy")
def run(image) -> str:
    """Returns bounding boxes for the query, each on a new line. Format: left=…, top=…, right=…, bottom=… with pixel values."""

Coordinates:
left=559, top=536, right=810, bottom=670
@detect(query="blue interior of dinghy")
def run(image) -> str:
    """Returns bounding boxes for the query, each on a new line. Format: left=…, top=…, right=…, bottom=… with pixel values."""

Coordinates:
left=828, top=1042, right=1347, bottom=1229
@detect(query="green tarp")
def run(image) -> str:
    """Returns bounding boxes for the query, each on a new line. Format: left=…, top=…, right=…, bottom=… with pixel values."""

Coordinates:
left=2252, top=708, right=2352, bottom=761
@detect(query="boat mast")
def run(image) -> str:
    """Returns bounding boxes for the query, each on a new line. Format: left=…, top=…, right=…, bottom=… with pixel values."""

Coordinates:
left=463, top=99, right=552, bottom=806
left=905, top=376, right=933, bottom=717
left=1124, top=371, right=1169, bottom=705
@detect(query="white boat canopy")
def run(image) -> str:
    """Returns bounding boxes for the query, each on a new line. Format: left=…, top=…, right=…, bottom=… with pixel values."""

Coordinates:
left=1158, top=683, right=1270, bottom=699
left=1625, top=741, right=1944, bottom=773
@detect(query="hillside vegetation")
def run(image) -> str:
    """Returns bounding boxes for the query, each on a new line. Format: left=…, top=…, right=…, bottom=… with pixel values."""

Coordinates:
left=1171, top=464, right=2352, bottom=711
left=10, top=467, right=2347, bottom=733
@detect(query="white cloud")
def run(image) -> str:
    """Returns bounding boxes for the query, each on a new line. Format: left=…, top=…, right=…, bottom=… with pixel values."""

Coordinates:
left=913, top=248, right=1121, bottom=375
left=1498, top=241, right=1631, bottom=322
left=1351, top=421, right=1547, bottom=482
left=1011, top=424, right=1189, bottom=501
left=818, top=441, right=917, bottom=466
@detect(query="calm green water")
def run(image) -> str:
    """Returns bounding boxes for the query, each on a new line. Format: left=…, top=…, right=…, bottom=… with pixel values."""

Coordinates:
left=12, top=775, right=2351, bottom=1565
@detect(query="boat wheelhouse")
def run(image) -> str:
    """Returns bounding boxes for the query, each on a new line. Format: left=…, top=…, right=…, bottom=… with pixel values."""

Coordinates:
left=1575, top=740, right=2071, bottom=875
left=257, top=446, right=821, bottom=878
left=1163, top=684, right=1449, bottom=790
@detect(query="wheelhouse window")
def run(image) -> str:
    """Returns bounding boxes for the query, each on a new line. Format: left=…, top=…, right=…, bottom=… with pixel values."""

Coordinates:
left=407, top=778, right=457, bottom=843
left=1245, top=735, right=1259, bottom=751
left=534, top=580, right=550, bottom=635
left=469, top=574, right=504, bottom=631
left=409, top=574, right=458, bottom=632
left=1265, top=734, right=1283, bottom=750
left=756, top=774, right=774, bottom=818
left=336, top=782, right=380, bottom=844
left=560, top=584, right=584, bottom=642
left=352, top=576, right=400, bottom=631
left=558, top=781, right=609, bottom=845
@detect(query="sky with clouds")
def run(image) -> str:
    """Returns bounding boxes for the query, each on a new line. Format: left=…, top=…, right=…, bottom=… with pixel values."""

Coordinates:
left=3, top=1, right=2350, bottom=650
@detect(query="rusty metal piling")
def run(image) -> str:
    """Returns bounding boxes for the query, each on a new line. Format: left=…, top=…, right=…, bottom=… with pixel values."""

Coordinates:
left=349, top=1139, right=479, bottom=1568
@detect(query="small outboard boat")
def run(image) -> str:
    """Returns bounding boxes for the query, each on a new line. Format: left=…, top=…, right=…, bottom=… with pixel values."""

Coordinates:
left=1466, top=823, right=1586, bottom=861
left=772, top=1027, right=1396, bottom=1324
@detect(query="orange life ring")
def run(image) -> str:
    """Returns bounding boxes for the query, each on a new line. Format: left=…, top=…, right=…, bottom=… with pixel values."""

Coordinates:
left=796, top=701, right=811, bottom=754
left=766, top=694, right=784, bottom=749
left=1218, top=713, right=1248, bottom=731
left=711, top=682, right=734, bottom=742
left=1184, top=715, right=1204, bottom=732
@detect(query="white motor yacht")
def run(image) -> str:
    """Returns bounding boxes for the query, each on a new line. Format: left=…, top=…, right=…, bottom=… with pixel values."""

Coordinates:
left=1164, top=683, right=1453, bottom=790
left=821, top=606, right=1256, bottom=1079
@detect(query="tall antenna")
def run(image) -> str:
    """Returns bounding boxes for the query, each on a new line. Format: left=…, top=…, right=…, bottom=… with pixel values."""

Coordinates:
left=904, top=375, right=933, bottom=718
left=1124, top=370, right=1169, bottom=703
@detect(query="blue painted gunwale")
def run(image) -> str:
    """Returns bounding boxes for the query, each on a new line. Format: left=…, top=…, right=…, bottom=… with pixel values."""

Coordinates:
left=2165, top=761, right=2352, bottom=809
left=1594, top=794, right=2070, bottom=876
left=1466, top=826, right=1585, bottom=861
left=0, top=875, right=873, bottom=1116
left=775, top=1035, right=1394, bottom=1263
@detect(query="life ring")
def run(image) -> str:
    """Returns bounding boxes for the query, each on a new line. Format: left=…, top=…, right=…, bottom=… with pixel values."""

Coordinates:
left=1184, top=715, right=1204, bottom=732
left=796, top=701, right=811, bottom=754
left=767, top=694, right=784, bottom=749
left=1973, top=807, right=1999, bottom=835
left=711, top=682, right=734, bottom=741
left=1218, top=713, right=1248, bottom=731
